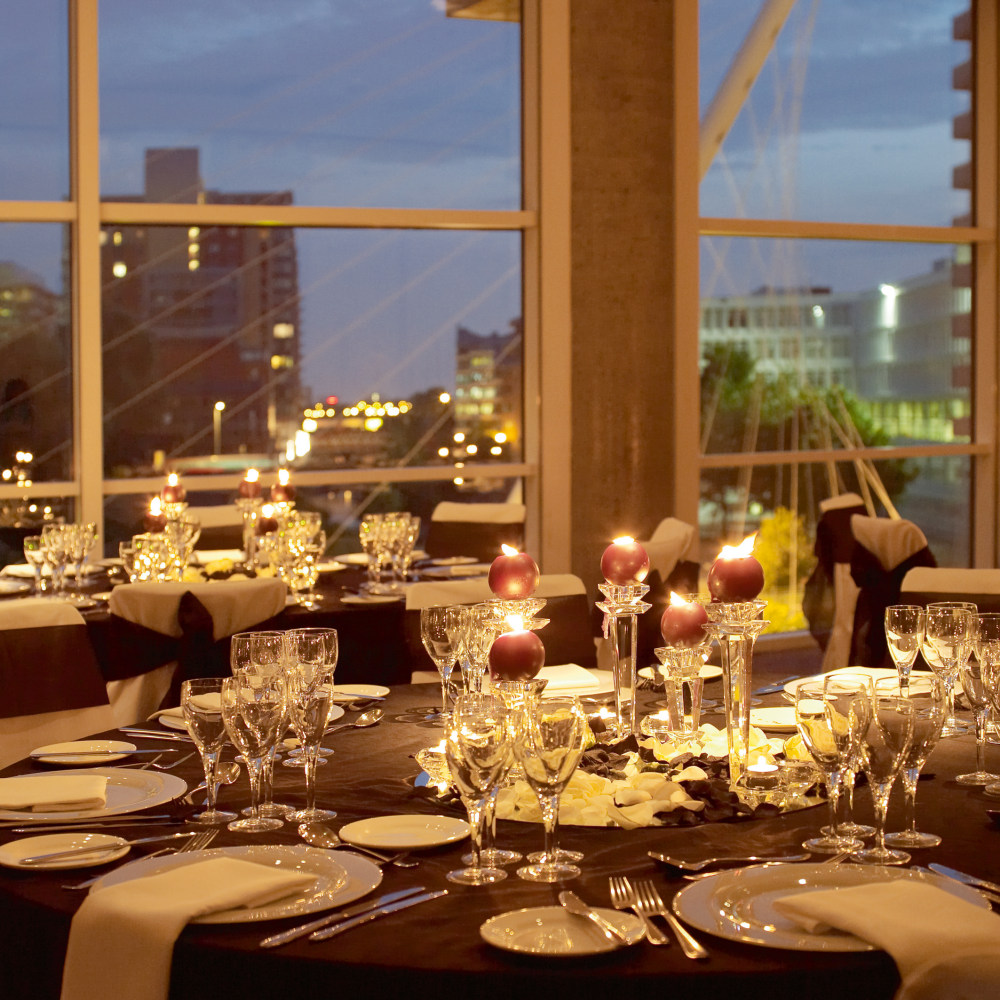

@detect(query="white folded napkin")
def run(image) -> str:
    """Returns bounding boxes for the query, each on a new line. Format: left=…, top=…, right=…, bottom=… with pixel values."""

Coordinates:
left=61, top=856, right=317, bottom=1000
left=774, top=880, right=1000, bottom=984
left=0, top=775, right=108, bottom=812
left=190, top=549, right=245, bottom=566
left=148, top=692, right=220, bottom=723
left=536, top=664, right=600, bottom=693
left=1, top=563, right=100, bottom=579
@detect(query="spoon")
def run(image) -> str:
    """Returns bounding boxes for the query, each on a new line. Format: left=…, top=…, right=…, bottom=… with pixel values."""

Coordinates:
left=649, top=850, right=811, bottom=871
left=298, top=821, right=418, bottom=868
left=183, top=761, right=240, bottom=806
left=325, top=707, right=384, bottom=736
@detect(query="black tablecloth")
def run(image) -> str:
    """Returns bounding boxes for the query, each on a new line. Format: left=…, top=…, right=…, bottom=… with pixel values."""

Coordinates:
left=1, top=671, right=998, bottom=1000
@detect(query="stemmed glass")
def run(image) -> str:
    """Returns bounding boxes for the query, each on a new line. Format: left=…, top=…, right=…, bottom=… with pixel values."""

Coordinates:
left=885, top=674, right=946, bottom=849
left=976, top=615, right=1000, bottom=798
left=923, top=603, right=975, bottom=737
left=515, top=695, right=588, bottom=882
left=285, top=660, right=338, bottom=822
left=22, top=535, right=46, bottom=595
left=794, top=677, right=871, bottom=854
left=444, top=693, right=514, bottom=885
left=181, top=678, right=237, bottom=825
left=419, top=606, right=463, bottom=721
left=822, top=670, right=875, bottom=840
left=62, top=522, right=97, bottom=604
left=282, top=626, right=339, bottom=772
left=221, top=672, right=287, bottom=833
left=854, top=678, right=915, bottom=866
left=957, top=612, right=1000, bottom=785
left=885, top=605, right=926, bottom=694
left=40, top=523, right=69, bottom=597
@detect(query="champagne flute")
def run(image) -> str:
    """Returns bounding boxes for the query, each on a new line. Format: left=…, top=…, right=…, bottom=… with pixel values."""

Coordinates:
left=221, top=672, right=286, bottom=833
left=923, top=603, right=975, bottom=736
left=181, top=678, right=237, bottom=824
left=885, top=674, right=946, bottom=848
left=420, top=606, right=463, bottom=721
left=794, top=677, right=871, bottom=854
left=285, top=662, right=338, bottom=822
left=515, top=696, right=587, bottom=883
left=445, top=693, right=513, bottom=885
left=885, top=605, right=926, bottom=694
left=854, top=677, right=916, bottom=866
left=957, top=613, right=1000, bottom=785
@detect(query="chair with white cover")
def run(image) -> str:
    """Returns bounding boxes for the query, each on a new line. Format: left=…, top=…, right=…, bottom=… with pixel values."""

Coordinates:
left=422, top=501, right=526, bottom=563
left=900, top=566, right=1000, bottom=614
left=405, top=573, right=596, bottom=681
left=0, top=599, right=116, bottom=769
left=106, top=577, right=287, bottom=724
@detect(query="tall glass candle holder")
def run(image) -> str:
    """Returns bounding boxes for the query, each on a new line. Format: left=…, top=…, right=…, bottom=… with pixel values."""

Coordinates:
left=699, top=599, right=767, bottom=789
left=236, top=497, right=263, bottom=569
left=596, top=582, right=651, bottom=741
left=652, top=642, right=712, bottom=736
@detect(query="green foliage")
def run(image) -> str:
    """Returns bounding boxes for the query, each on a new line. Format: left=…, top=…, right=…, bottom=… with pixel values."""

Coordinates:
left=754, top=507, right=816, bottom=633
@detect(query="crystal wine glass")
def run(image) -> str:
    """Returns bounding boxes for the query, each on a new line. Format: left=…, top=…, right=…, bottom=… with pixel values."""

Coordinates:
left=221, top=672, right=287, bottom=833
left=822, top=670, right=875, bottom=840
left=285, top=661, right=338, bottom=822
left=282, top=627, right=339, bottom=768
left=40, top=523, right=69, bottom=597
left=445, top=692, right=514, bottom=885
left=181, top=678, right=237, bottom=824
left=885, top=604, right=926, bottom=694
left=854, top=678, right=915, bottom=865
left=884, top=674, right=946, bottom=849
left=420, top=606, right=463, bottom=721
left=794, top=677, right=871, bottom=854
left=515, top=695, right=588, bottom=882
left=22, top=535, right=46, bottom=595
left=977, top=615, right=1000, bottom=798
left=923, top=602, right=975, bottom=736
left=957, top=612, right=1000, bottom=785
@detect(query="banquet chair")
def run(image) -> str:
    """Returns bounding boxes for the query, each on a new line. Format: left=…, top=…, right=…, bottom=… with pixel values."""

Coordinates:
left=105, top=577, right=287, bottom=723
left=422, top=501, right=526, bottom=563
left=801, top=493, right=867, bottom=672
left=404, top=573, right=596, bottom=681
left=848, top=514, right=936, bottom=668
left=900, top=566, right=1000, bottom=614
left=0, top=599, right=116, bottom=768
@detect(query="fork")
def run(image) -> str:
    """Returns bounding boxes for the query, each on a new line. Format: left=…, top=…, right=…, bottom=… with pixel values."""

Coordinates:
left=634, top=880, right=708, bottom=960
left=62, top=828, right=218, bottom=889
left=608, top=876, right=668, bottom=945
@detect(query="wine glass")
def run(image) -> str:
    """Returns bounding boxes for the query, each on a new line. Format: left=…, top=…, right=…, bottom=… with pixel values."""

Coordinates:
left=822, top=670, right=875, bottom=840
left=794, top=677, right=871, bottom=854
left=515, top=695, right=587, bottom=882
left=40, top=523, right=69, bottom=597
left=181, top=678, right=238, bottom=824
left=957, top=612, right=1000, bottom=785
left=923, top=603, right=975, bottom=736
left=885, top=605, right=926, bottom=694
left=977, top=615, right=1000, bottom=798
left=444, top=693, right=513, bottom=885
left=285, top=661, right=338, bottom=822
left=854, top=678, right=915, bottom=865
left=885, top=674, right=946, bottom=849
left=221, top=672, right=287, bottom=833
left=22, top=535, right=46, bottom=595
left=420, top=606, right=463, bottom=721
left=282, top=627, right=339, bottom=767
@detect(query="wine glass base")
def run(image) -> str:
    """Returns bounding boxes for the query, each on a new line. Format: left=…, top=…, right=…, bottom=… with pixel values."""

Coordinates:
left=884, top=829, right=941, bottom=848
left=853, top=845, right=910, bottom=866
left=803, top=835, right=863, bottom=854
left=517, top=861, right=580, bottom=883
left=289, top=807, right=337, bottom=823
left=464, top=847, right=521, bottom=866
left=243, top=802, right=292, bottom=819
left=940, top=721, right=972, bottom=737
left=527, top=848, right=583, bottom=863
left=985, top=783, right=1000, bottom=799
left=955, top=771, right=1000, bottom=785
left=281, top=755, right=329, bottom=767
left=188, top=808, right=238, bottom=824
left=822, top=823, right=875, bottom=838
left=446, top=865, right=507, bottom=885
left=228, top=816, right=284, bottom=833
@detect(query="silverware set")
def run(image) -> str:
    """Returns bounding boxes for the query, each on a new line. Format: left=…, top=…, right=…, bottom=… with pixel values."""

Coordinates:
left=608, top=875, right=708, bottom=958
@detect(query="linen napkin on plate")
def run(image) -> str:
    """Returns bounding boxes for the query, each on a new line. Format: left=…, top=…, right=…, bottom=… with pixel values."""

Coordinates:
left=61, top=856, right=317, bottom=1000
left=536, top=664, right=600, bottom=693
left=774, top=880, right=1000, bottom=997
left=0, top=775, right=108, bottom=812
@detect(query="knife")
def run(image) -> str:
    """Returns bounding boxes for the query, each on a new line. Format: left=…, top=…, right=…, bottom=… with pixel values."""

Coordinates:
left=309, top=889, right=448, bottom=941
left=558, top=890, right=630, bottom=945
left=4, top=815, right=183, bottom=834
left=120, top=728, right=194, bottom=742
left=753, top=675, right=801, bottom=696
left=19, top=830, right=198, bottom=865
left=259, top=887, right=427, bottom=948
left=928, top=863, right=1000, bottom=897
left=29, top=748, right=182, bottom=759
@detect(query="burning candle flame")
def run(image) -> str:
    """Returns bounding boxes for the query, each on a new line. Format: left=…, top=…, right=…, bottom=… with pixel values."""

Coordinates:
left=500, top=543, right=519, bottom=557
left=166, top=472, right=179, bottom=487
left=149, top=497, right=162, bottom=515
left=505, top=614, right=525, bottom=631
left=717, top=533, right=757, bottom=561
left=277, top=468, right=290, bottom=486
left=261, top=503, right=275, bottom=517
left=669, top=591, right=691, bottom=607
left=245, top=468, right=259, bottom=483
left=612, top=535, right=635, bottom=546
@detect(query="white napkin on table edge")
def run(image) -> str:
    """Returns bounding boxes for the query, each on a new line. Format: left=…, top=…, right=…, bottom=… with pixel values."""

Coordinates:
left=61, top=856, right=317, bottom=1000
left=536, top=664, right=600, bottom=692
left=0, top=774, right=108, bottom=812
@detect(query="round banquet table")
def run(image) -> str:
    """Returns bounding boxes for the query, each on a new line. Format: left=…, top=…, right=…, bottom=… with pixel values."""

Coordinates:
left=1, top=680, right=998, bottom=1000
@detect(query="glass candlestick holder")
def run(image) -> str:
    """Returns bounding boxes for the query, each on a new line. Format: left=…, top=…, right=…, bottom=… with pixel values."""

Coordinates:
left=596, top=582, right=651, bottom=741
left=652, top=642, right=712, bottom=737
left=236, top=497, right=263, bottom=569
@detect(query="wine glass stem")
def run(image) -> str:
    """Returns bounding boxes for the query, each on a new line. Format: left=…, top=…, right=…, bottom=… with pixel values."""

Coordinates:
left=246, top=756, right=264, bottom=818
left=825, top=769, right=843, bottom=839
left=540, top=791, right=560, bottom=862
left=439, top=663, right=454, bottom=716
left=304, top=746, right=319, bottom=812
left=900, top=767, right=919, bottom=834
left=975, top=708, right=988, bottom=773
left=201, top=750, right=220, bottom=811
left=465, top=795, right=487, bottom=868
left=870, top=778, right=891, bottom=854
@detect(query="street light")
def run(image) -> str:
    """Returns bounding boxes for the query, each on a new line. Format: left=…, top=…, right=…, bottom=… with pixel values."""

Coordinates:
left=213, top=401, right=226, bottom=455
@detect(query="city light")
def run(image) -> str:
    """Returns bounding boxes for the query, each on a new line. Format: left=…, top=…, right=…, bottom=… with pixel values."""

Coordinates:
left=112, top=262, right=127, bottom=278
left=439, top=392, right=451, bottom=404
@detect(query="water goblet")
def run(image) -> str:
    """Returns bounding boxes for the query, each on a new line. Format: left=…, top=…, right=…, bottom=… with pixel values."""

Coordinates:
left=885, top=605, right=925, bottom=694
left=885, top=674, right=946, bottom=849
left=282, top=627, right=339, bottom=767
left=854, top=678, right=915, bottom=866
left=181, top=678, right=238, bottom=824
left=285, top=662, right=338, bottom=822
left=821, top=670, right=875, bottom=840
left=23, top=535, right=47, bottom=595
left=221, top=672, right=287, bottom=833
left=794, top=677, right=871, bottom=854
left=515, top=696, right=588, bottom=882
left=923, top=603, right=975, bottom=736
left=420, top=605, right=463, bottom=721
left=445, top=692, right=514, bottom=885
left=956, top=613, right=1000, bottom=785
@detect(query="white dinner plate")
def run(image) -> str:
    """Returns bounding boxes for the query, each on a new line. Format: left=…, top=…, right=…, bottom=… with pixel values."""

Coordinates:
left=332, top=684, right=389, bottom=700
left=748, top=707, right=798, bottom=732
left=420, top=563, right=491, bottom=579
left=30, top=740, right=138, bottom=765
left=672, top=862, right=990, bottom=952
left=337, top=552, right=369, bottom=565
left=93, top=845, right=381, bottom=923
left=425, top=556, right=478, bottom=566
left=0, top=832, right=131, bottom=870
left=783, top=667, right=901, bottom=700
left=0, top=768, right=187, bottom=823
left=317, top=561, right=347, bottom=573
left=0, top=579, right=31, bottom=596
left=541, top=669, right=615, bottom=699
left=480, top=905, right=644, bottom=956
left=639, top=664, right=724, bottom=683
left=341, top=593, right=402, bottom=604
left=339, top=814, right=469, bottom=850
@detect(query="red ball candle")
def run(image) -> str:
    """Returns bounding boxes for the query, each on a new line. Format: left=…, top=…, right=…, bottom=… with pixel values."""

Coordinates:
left=660, top=592, right=709, bottom=646
left=489, top=628, right=545, bottom=681
left=143, top=497, right=166, bottom=532
left=161, top=472, right=186, bottom=503
left=270, top=468, right=295, bottom=503
left=600, top=536, right=650, bottom=585
left=239, top=468, right=262, bottom=499
left=488, top=545, right=540, bottom=599
left=707, top=534, right=765, bottom=602
left=255, top=504, right=279, bottom=535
